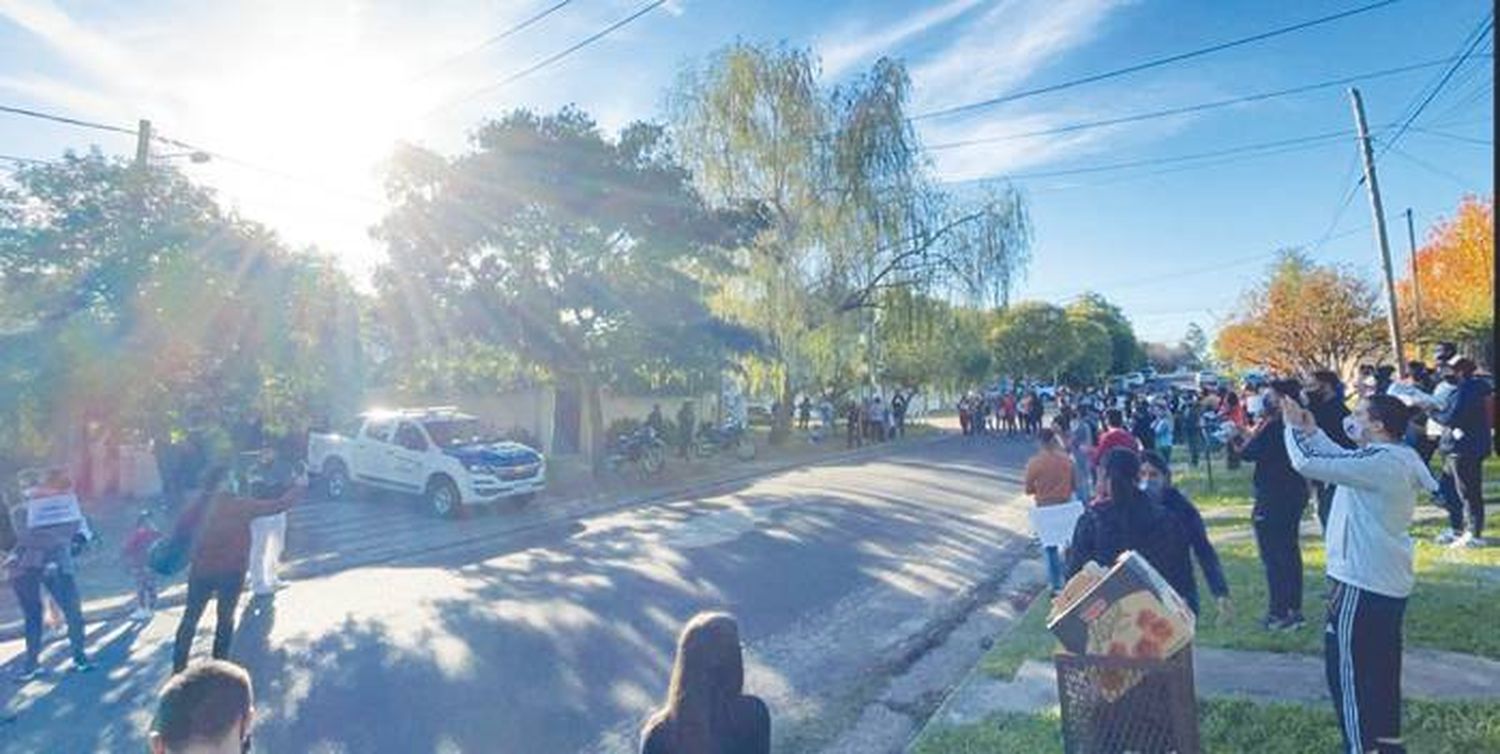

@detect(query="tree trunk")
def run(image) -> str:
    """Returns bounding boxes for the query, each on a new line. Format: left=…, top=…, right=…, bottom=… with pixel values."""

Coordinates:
left=769, top=369, right=793, bottom=446
left=583, top=375, right=606, bottom=478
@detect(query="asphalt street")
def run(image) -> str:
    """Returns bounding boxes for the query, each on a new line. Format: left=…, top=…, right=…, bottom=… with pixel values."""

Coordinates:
left=0, top=431, right=1037, bottom=753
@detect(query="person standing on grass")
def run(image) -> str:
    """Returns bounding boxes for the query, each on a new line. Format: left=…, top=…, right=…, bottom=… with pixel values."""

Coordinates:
left=1282, top=394, right=1437, bottom=754
left=1139, top=451, right=1232, bottom=621
left=1152, top=405, right=1175, bottom=465
left=1089, top=409, right=1140, bottom=479
left=171, top=465, right=305, bottom=673
left=1430, top=358, right=1493, bottom=548
left=1232, top=382, right=1310, bottom=631
left=1025, top=429, right=1080, bottom=593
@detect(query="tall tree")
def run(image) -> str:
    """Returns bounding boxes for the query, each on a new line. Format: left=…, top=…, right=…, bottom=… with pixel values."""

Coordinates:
left=669, top=43, right=1030, bottom=441
left=375, top=109, right=759, bottom=471
left=1064, top=293, right=1144, bottom=374
left=1398, top=194, right=1493, bottom=364
left=1181, top=322, right=1210, bottom=368
left=1215, top=250, right=1385, bottom=374
left=989, top=302, right=1076, bottom=382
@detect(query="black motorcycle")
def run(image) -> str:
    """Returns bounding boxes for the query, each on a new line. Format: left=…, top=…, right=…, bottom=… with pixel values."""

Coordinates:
left=606, top=425, right=666, bottom=478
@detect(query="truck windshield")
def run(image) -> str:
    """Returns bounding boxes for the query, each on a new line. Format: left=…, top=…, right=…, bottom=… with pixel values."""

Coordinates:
left=424, top=419, right=497, bottom=448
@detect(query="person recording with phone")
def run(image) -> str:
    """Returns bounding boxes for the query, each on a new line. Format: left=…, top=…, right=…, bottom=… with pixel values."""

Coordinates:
left=1230, top=380, right=1310, bottom=631
left=1282, top=393, right=1438, bottom=754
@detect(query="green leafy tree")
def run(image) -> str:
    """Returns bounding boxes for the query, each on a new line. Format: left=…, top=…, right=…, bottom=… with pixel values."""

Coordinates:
left=1065, top=293, right=1144, bottom=374
left=375, top=108, right=759, bottom=471
left=1182, top=322, right=1210, bottom=368
left=989, top=302, right=1077, bottom=382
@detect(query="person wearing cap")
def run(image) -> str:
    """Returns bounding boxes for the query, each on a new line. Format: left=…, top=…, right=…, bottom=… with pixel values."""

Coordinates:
left=1431, top=358, right=1493, bottom=548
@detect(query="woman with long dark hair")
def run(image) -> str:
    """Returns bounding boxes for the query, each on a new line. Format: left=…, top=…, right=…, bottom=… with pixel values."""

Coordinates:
left=1066, top=449, right=1194, bottom=607
left=641, top=612, right=770, bottom=754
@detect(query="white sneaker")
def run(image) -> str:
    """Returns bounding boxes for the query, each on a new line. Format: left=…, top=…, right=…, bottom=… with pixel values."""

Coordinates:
left=1434, top=528, right=1459, bottom=545
left=1463, top=536, right=1488, bottom=549
left=129, top=607, right=151, bottom=622
left=1448, top=532, right=1474, bottom=549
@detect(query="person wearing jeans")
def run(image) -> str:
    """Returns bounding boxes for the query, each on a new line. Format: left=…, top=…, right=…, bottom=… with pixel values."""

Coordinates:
left=171, top=466, right=305, bottom=673
left=1025, top=429, right=1081, bottom=593
left=1431, top=358, right=1493, bottom=548
left=7, top=493, right=92, bottom=679
left=1283, top=393, right=1438, bottom=754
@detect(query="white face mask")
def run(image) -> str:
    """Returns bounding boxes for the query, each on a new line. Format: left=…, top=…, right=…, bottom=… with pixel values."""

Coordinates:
left=1343, top=415, right=1367, bottom=444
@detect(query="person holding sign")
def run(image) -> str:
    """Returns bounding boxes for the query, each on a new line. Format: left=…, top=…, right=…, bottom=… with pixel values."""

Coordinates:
left=6, top=469, right=93, bottom=680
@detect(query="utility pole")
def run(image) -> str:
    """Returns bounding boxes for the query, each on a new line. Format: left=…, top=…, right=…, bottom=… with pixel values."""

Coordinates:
left=134, top=119, right=151, bottom=169
left=1348, top=88, right=1405, bottom=371
left=1404, top=208, right=1422, bottom=331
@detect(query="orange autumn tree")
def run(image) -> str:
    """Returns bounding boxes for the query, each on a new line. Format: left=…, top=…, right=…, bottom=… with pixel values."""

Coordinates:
left=1398, top=195, right=1493, bottom=361
left=1215, top=250, right=1386, bottom=375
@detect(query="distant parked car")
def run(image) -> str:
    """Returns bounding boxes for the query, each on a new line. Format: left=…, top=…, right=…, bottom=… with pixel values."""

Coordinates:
left=746, top=403, right=774, bottom=426
left=307, top=407, right=545, bottom=518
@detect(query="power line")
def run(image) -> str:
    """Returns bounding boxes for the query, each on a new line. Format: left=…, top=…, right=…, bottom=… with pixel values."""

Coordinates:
left=949, top=128, right=1357, bottom=184
left=1385, top=143, right=1480, bottom=188
left=410, top=0, right=577, bottom=82
left=1407, top=125, right=1493, bottom=146
left=909, top=0, right=1404, bottom=122
left=1375, top=9, right=1494, bottom=160
left=0, top=104, right=137, bottom=138
left=1024, top=136, right=1355, bottom=195
left=427, top=0, right=668, bottom=118
left=924, top=56, right=1467, bottom=152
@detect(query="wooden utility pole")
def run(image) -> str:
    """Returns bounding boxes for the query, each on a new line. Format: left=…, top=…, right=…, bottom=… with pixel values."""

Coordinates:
left=1348, top=88, right=1405, bottom=371
left=134, top=119, right=151, bottom=169
left=1404, top=208, right=1422, bottom=330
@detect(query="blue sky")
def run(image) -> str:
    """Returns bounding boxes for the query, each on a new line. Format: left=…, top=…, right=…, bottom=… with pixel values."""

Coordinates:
left=0, top=0, right=1492, bottom=344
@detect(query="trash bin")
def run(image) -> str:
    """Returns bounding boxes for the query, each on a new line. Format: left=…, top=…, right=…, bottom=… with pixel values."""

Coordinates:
left=1054, top=645, right=1200, bottom=754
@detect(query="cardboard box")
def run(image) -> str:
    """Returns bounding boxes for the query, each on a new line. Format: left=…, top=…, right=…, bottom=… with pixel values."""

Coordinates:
left=1047, top=550, right=1195, bottom=661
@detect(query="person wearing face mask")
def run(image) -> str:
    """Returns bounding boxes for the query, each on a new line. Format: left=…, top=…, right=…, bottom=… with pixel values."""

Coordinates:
left=1066, top=449, right=1195, bottom=612
left=1430, top=358, right=1494, bottom=548
left=1231, top=381, right=1310, bottom=631
left=1139, top=451, right=1231, bottom=621
left=1282, top=394, right=1439, bottom=754
left=1305, top=371, right=1356, bottom=532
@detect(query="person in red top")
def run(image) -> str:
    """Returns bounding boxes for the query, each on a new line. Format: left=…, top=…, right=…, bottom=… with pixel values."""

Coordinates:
left=122, top=511, right=163, bottom=621
left=170, top=465, right=305, bottom=673
left=1089, top=409, right=1142, bottom=477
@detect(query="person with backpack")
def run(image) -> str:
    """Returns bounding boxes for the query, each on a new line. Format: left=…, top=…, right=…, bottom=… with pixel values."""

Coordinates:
left=168, top=464, right=305, bottom=673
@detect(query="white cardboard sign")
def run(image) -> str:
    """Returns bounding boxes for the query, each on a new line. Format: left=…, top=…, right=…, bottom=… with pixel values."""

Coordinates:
left=24, top=493, right=83, bottom=529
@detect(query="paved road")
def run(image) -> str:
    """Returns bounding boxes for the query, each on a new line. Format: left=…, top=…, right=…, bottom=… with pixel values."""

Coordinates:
left=0, top=432, right=1036, bottom=753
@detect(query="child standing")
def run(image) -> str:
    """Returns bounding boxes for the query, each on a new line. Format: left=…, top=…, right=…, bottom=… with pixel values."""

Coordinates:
left=123, top=511, right=162, bottom=621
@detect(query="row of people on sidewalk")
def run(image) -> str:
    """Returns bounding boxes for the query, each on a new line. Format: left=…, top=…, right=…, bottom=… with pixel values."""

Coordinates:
left=1027, top=363, right=1484, bottom=754
left=844, top=391, right=913, bottom=447
left=957, top=389, right=1046, bottom=436
left=147, top=610, right=770, bottom=754
left=3, top=446, right=301, bottom=683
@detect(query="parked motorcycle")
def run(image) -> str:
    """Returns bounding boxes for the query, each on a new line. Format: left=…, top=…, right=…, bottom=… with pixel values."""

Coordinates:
left=606, top=425, right=666, bottom=478
left=693, top=421, right=757, bottom=461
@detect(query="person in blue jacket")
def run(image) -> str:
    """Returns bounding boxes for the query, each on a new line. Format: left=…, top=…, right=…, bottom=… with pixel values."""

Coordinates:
left=1431, top=358, right=1494, bottom=548
left=1139, top=451, right=1233, bottom=622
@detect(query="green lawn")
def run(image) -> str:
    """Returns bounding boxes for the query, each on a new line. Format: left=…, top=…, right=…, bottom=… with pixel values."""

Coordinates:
left=913, top=699, right=1500, bottom=754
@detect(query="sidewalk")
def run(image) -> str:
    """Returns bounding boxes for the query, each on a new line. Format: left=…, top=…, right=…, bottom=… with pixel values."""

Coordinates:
left=1, top=420, right=953, bottom=642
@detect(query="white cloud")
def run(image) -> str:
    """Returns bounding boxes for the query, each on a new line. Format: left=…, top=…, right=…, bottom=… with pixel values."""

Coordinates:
left=908, top=0, right=1133, bottom=114
left=818, top=0, right=987, bottom=79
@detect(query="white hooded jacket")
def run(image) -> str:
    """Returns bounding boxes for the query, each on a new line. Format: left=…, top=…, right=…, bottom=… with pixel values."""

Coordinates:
left=1284, top=425, right=1438, bottom=598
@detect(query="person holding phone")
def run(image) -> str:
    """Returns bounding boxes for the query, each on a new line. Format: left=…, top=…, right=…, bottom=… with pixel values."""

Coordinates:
left=1232, top=380, right=1310, bottom=631
left=1282, top=393, right=1438, bottom=754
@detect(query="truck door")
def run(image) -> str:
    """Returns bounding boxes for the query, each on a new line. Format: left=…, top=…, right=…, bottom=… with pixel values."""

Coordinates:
left=354, top=417, right=396, bottom=487
left=388, top=422, right=430, bottom=491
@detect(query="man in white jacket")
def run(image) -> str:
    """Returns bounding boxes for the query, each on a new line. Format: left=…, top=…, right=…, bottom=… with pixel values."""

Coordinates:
left=1281, top=394, right=1438, bottom=754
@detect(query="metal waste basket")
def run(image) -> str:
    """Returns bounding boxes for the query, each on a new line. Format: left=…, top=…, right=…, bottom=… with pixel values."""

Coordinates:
left=1054, top=645, right=1200, bottom=753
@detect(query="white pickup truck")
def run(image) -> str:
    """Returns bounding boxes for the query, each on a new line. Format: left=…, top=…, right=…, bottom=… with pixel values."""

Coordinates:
left=307, top=407, right=546, bottom=518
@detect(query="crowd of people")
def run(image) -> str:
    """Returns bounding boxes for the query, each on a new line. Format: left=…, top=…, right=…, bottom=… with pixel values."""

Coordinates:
left=1020, top=341, right=1492, bottom=754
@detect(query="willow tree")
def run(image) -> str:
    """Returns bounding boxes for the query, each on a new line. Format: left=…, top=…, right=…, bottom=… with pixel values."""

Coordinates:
left=670, top=43, right=1031, bottom=442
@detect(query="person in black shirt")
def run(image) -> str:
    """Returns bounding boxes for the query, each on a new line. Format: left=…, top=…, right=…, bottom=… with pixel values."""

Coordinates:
left=1139, top=451, right=1232, bottom=621
left=1067, top=449, right=1194, bottom=610
left=1306, top=370, right=1355, bottom=531
left=642, top=612, right=770, bottom=754
left=1233, top=382, right=1310, bottom=631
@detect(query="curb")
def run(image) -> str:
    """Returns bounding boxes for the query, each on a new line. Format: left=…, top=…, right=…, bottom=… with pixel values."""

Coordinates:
left=0, top=428, right=955, bottom=644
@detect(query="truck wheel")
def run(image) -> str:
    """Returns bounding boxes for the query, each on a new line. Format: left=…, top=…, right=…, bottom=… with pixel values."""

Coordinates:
left=427, top=477, right=463, bottom=519
left=324, top=460, right=351, bottom=501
